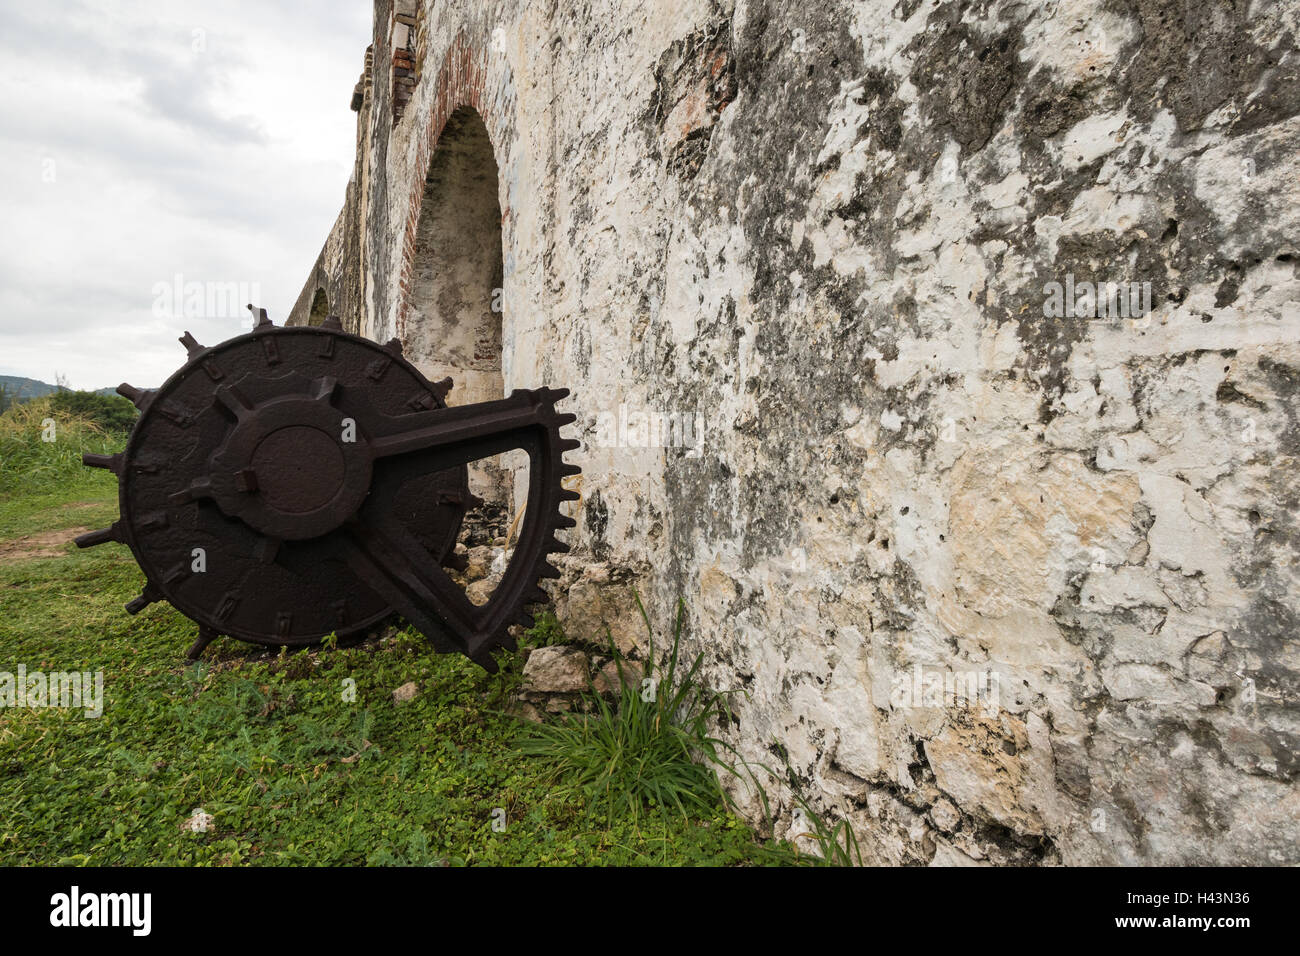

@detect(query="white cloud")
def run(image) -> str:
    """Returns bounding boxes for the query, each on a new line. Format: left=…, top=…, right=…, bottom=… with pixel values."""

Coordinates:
left=0, top=0, right=371, bottom=390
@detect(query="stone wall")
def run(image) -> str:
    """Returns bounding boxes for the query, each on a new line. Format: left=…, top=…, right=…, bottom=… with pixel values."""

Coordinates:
left=291, top=0, right=1300, bottom=865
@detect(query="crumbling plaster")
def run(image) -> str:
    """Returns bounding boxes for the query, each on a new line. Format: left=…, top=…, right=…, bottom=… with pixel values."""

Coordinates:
left=290, top=0, right=1300, bottom=865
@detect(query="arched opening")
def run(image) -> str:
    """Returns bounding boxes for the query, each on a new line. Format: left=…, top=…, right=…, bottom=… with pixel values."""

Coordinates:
left=308, top=288, right=330, bottom=327
left=406, top=106, right=510, bottom=519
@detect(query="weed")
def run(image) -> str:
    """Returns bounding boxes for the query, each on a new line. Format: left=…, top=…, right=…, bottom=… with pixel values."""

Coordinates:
left=787, top=789, right=864, bottom=866
left=367, top=829, right=460, bottom=867
left=521, top=609, right=566, bottom=648
left=517, top=590, right=764, bottom=827
left=0, top=396, right=126, bottom=497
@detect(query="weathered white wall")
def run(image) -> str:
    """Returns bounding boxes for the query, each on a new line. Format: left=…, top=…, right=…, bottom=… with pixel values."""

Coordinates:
left=294, top=0, right=1300, bottom=865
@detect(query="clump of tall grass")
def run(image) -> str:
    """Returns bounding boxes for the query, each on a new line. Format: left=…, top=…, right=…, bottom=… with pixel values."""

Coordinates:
left=518, top=590, right=763, bottom=824
left=787, top=789, right=864, bottom=866
left=0, top=396, right=128, bottom=497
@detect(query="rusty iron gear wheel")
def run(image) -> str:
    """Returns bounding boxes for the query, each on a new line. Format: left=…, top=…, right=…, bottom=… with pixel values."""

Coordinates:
left=78, top=312, right=580, bottom=671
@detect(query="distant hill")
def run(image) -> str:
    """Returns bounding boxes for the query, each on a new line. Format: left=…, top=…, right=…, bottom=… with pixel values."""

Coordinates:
left=0, top=375, right=58, bottom=400
left=0, top=376, right=138, bottom=400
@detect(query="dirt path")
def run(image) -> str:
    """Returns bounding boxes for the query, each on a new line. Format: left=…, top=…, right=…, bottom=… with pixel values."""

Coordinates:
left=0, top=526, right=91, bottom=563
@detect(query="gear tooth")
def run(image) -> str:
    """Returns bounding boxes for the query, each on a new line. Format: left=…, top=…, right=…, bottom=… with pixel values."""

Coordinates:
left=431, top=377, right=454, bottom=399
left=513, top=611, right=534, bottom=630
left=248, top=304, right=272, bottom=328
left=543, top=387, right=571, bottom=402
left=75, top=523, right=122, bottom=549
left=559, top=488, right=580, bottom=502
left=538, top=561, right=562, bottom=579
left=124, top=585, right=160, bottom=616
left=321, top=315, right=343, bottom=331
left=500, top=632, right=519, bottom=652
left=383, top=337, right=404, bottom=357
left=186, top=626, right=219, bottom=661
left=179, top=331, right=205, bottom=358
left=558, top=438, right=581, bottom=452
left=441, top=551, right=469, bottom=572
left=118, top=385, right=156, bottom=411
left=463, top=632, right=503, bottom=671
left=559, top=463, right=582, bottom=478
left=525, top=586, right=551, bottom=605
left=546, top=536, right=572, bottom=554
left=83, top=452, right=123, bottom=475
left=553, top=514, right=577, bottom=530
left=116, top=382, right=149, bottom=408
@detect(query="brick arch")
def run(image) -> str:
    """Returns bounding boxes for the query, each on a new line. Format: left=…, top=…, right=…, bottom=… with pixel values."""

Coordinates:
left=402, top=106, right=502, bottom=404
left=397, top=35, right=518, bottom=511
left=396, top=35, right=512, bottom=339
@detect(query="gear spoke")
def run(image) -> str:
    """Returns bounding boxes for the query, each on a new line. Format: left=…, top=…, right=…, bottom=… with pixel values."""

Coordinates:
left=368, top=392, right=550, bottom=466
left=341, top=516, right=481, bottom=657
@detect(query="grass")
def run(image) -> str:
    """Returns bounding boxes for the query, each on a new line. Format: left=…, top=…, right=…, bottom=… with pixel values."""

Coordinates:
left=0, top=396, right=126, bottom=500
left=788, top=788, right=864, bottom=866
left=0, top=403, right=797, bottom=866
left=518, top=593, right=761, bottom=826
left=513, top=597, right=862, bottom=865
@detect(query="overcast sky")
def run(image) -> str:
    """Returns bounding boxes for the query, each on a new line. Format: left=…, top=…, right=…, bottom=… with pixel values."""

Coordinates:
left=0, top=0, right=372, bottom=390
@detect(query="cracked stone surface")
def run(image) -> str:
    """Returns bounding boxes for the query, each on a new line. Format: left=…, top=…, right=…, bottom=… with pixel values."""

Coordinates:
left=288, top=0, right=1300, bottom=865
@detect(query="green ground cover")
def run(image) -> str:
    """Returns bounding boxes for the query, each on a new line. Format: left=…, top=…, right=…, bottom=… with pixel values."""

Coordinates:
left=0, top=398, right=803, bottom=866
